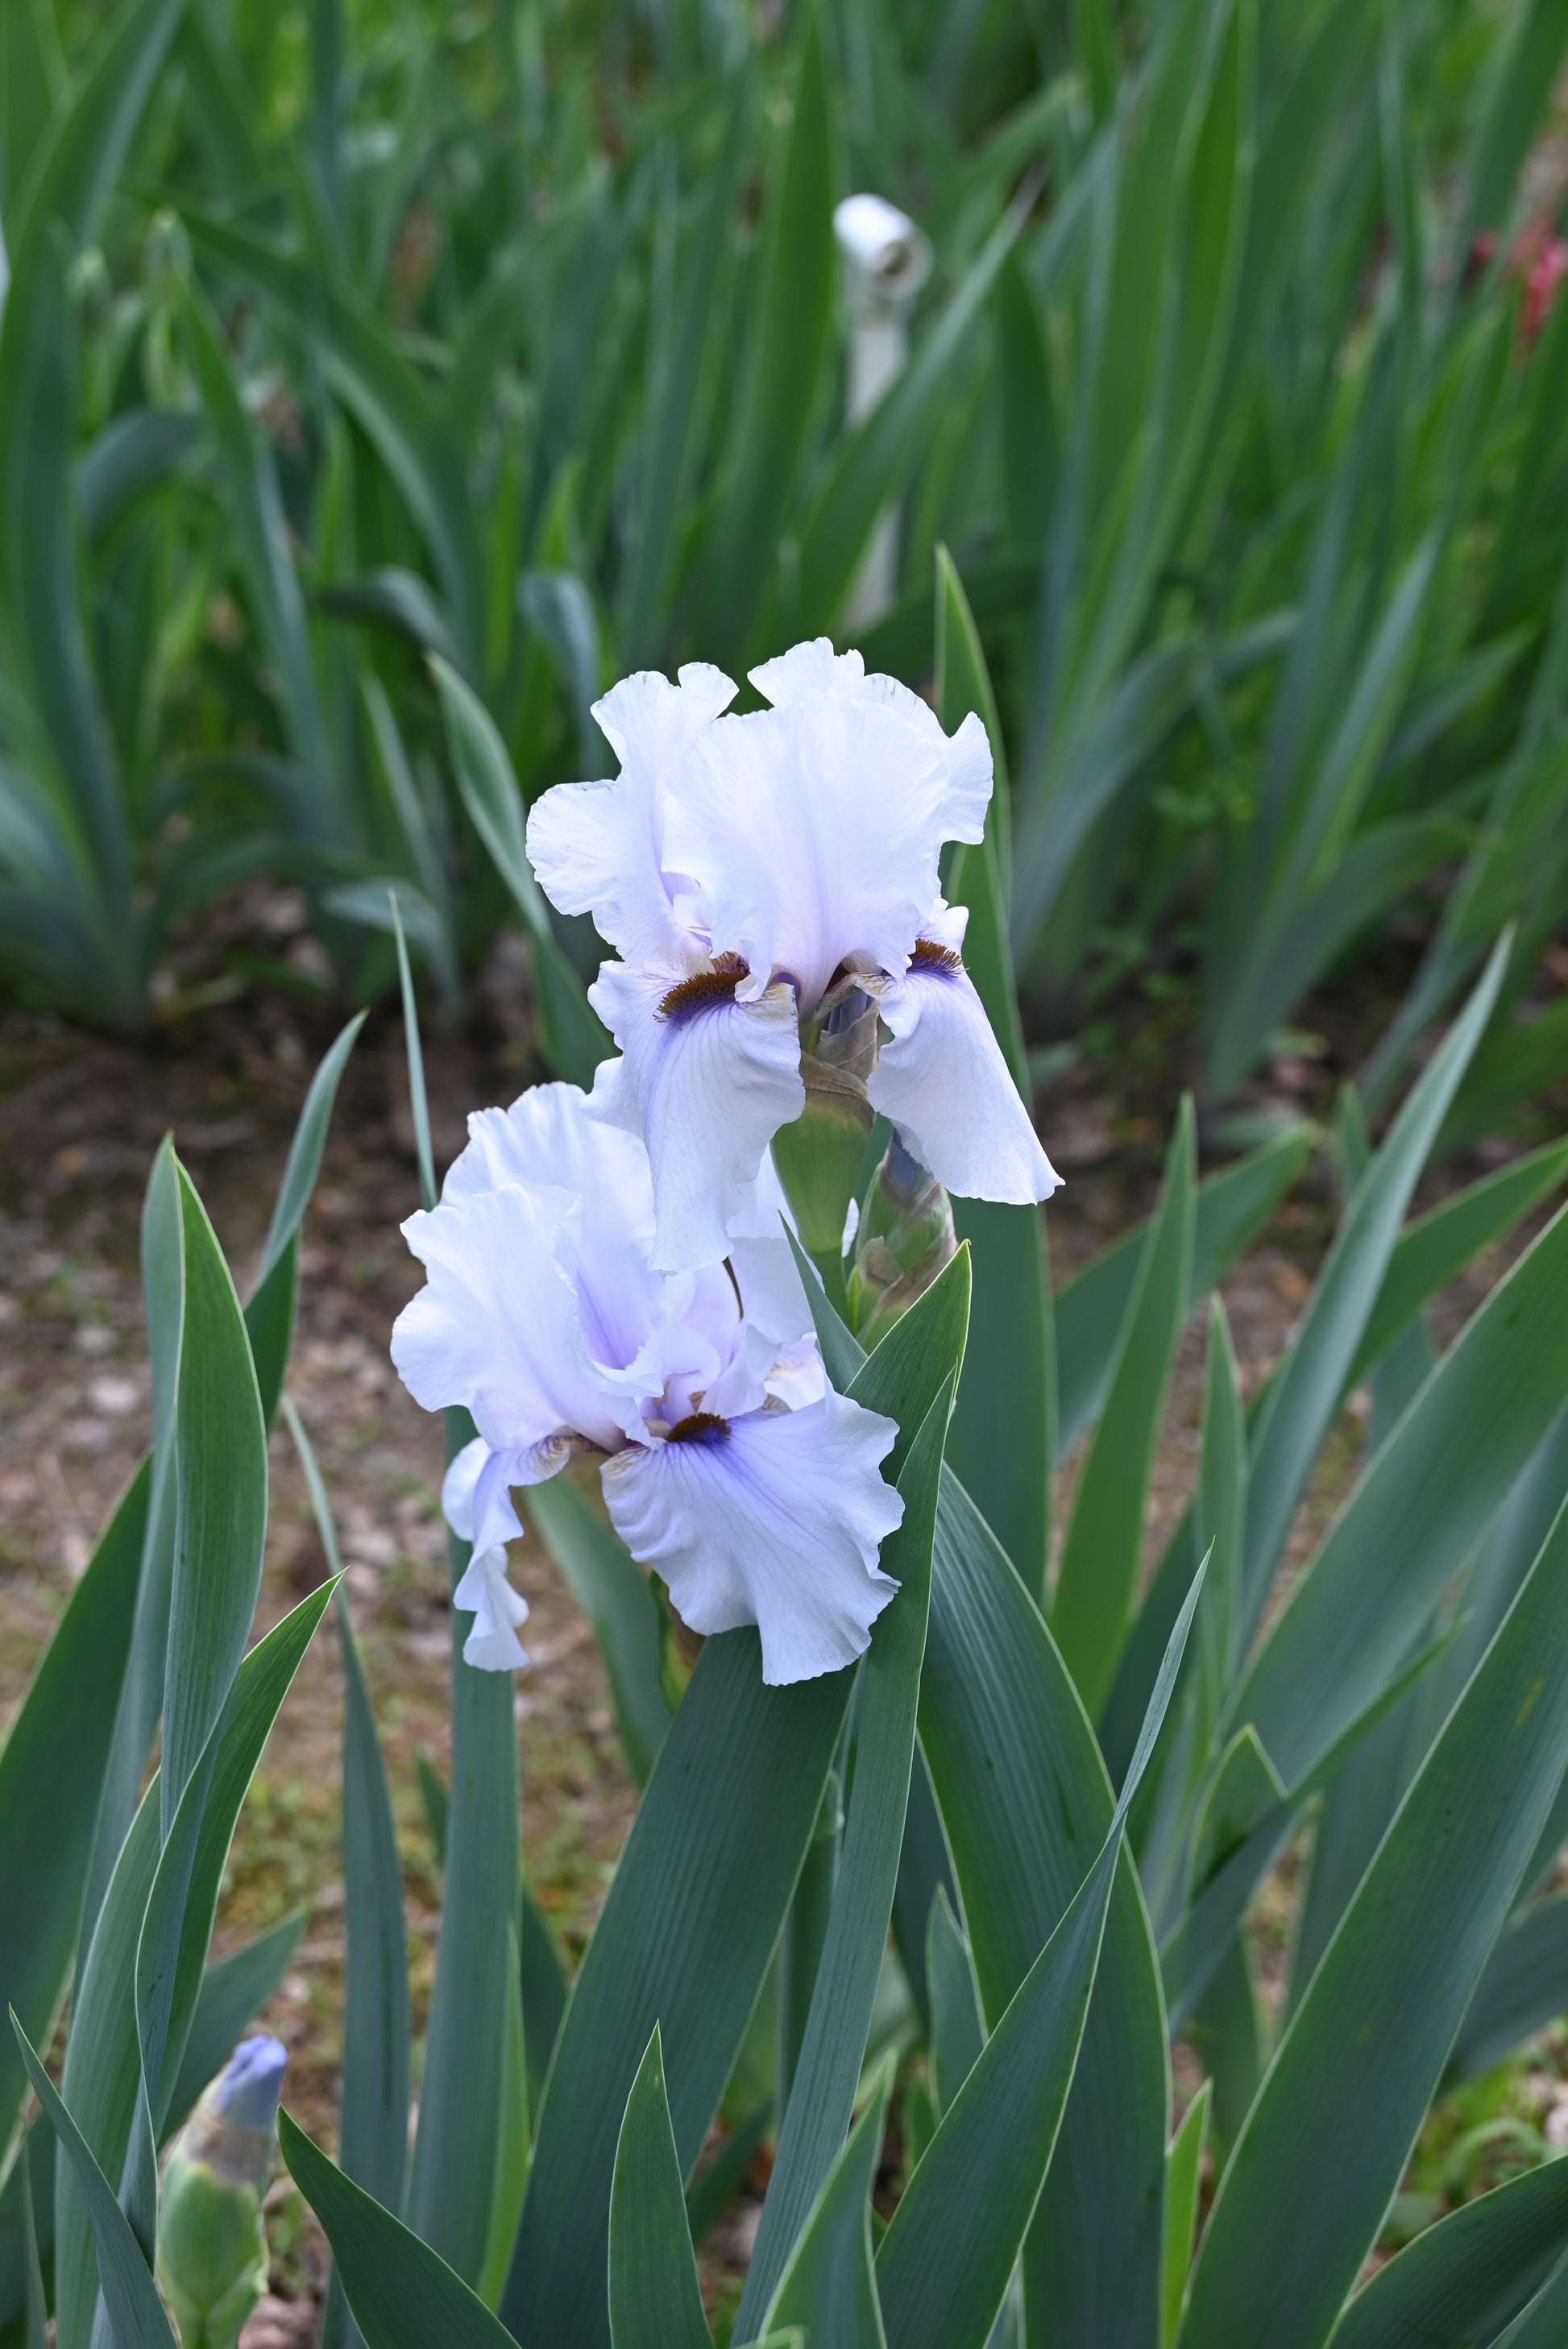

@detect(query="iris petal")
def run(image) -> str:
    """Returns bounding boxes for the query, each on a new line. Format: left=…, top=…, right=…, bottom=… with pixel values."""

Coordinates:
left=866, top=949, right=1062, bottom=1206
left=444, top=1085, right=666, bottom=1371
left=442, top=1438, right=531, bottom=1673
left=525, top=662, right=735, bottom=968
left=587, top=961, right=805, bottom=1273
left=749, top=637, right=993, bottom=849
left=600, top=1391, right=903, bottom=1684
left=662, top=691, right=968, bottom=1015
left=392, top=1180, right=627, bottom=1459
left=453, top=1546, right=531, bottom=1671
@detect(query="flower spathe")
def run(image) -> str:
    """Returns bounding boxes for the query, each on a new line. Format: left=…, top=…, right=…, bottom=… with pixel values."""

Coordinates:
left=526, top=639, right=1061, bottom=1272
left=390, top=1083, right=904, bottom=1685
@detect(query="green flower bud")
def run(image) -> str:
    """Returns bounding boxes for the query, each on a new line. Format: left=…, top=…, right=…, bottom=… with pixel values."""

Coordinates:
left=772, top=984, right=878, bottom=1272
left=847, top=1132, right=956, bottom=1347
left=156, top=2036, right=284, bottom=2349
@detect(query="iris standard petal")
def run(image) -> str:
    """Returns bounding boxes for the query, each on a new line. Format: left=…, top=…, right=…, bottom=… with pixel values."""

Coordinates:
left=866, top=944, right=1061, bottom=1205
left=600, top=1392, right=903, bottom=1685
left=663, top=691, right=973, bottom=1014
left=587, top=961, right=805, bottom=1272
left=525, top=663, right=735, bottom=968
left=392, top=1181, right=627, bottom=1457
left=443, top=1084, right=666, bottom=1370
left=749, top=638, right=993, bottom=849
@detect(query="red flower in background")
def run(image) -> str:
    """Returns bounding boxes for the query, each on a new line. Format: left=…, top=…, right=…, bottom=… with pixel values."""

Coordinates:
left=1468, top=218, right=1568, bottom=346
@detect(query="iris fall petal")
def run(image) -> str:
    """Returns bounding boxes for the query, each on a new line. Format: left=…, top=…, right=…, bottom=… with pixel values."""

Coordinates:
left=867, top=949, right=1061, bottom=1206
left=587, top=961, right=805, bottom=1272
left=601, top=1391, right=903, bottom=1684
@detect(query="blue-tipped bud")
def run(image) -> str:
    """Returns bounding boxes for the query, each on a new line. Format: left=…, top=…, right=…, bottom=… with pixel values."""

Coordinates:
left=214, top=2036, right=288, bottom=2136
left=156, top=2036, right=285, bottom=2349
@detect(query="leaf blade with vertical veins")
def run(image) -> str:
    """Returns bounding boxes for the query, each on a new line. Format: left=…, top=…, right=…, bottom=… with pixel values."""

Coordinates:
left=0, top=1459, right=147, bottom=2150
left=11, top=2019, right=176, bottom=2349
left=1056, top=1123, right=1309, bottom=1454
left=285, top=1391, right=410, bottom=2349
left=702, top=7, right=835, bottom=663
left=918, top=1471, right=1173, bottom=2349
left=161, top=1911, right=306, bottom=2140
left=608, top=2031, right=711, bottom=2349
left=764, top=2060, right=894, bottom=2349
left=1329, top=2156, right=1568, bottom=2349
left=1347, top=1135, right=1568, bottom=1388
left=180, top=211, right=483, bottom=662
left=738, top=1372, right=959, bottom=2331
left=523, top=1478, right=671, bottom=1789
left=1446, top=1895, right=1568, bottom=2085
left=1053, top=1099, right=1196, bottom=1717
left=1230, top=1190, right=1568, bottom=1787
left=162, top=1162, right=268, bottom=1830
left=501, top=1633, right=852, bottom=2349
left=281, top=2115, right=519, bottom=2349
left=1159, top=2083, right=1209, bottom=2349
left=1180, top=1490, right=1568, bottom=2349
left=53, top=1586, right=331, bottom=2349
left=1238, top=938, right=1508, bottom=1635
left=937, top=547, right=1054, bottom=1596
left=876, top=1552, right=1204, bottom=2349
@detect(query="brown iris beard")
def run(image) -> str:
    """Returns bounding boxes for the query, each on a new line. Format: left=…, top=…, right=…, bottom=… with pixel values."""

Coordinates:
left=911, top=936, right=963, bottom=973
left=666, top=1412, right=732, bottom=1444
left=657, top=952, right=751, bottom=1023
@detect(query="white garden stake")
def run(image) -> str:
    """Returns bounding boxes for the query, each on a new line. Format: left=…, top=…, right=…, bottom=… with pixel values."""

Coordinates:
left=833, top=193, right=932, bottom=629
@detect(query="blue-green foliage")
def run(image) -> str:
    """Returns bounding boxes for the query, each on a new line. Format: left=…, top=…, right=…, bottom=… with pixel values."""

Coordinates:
left=5, top=0, right=1568, bottom=1141
left=10, top=7, right=1568, bottom=2349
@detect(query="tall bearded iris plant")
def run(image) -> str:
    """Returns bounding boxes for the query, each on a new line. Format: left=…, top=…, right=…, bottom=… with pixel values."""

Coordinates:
left=19, top=558, right=1568, bottom=2349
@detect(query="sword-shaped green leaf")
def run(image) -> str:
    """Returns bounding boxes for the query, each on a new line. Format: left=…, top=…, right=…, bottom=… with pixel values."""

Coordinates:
left=937, top=548, right=1054, bottom=1595
left=764, top=2061, right=894, bottom=2349
left=12, top=2019, right=176, bottom=2349
left=608, top=2030, right=710, bottom=2349
left=875, top=1553, right=1205, bottom=2349
left=1181, top=1490, right=1568, bottom=2349
left=1053, top=1098, right=1195, bottom=1717
left=281, top=2115, right=518, bottom=2349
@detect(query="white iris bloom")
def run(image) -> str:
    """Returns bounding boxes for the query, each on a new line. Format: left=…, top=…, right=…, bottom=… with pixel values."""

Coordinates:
left=390, top=1083, right=904, bottom=1686
left=526, top=638, right=1062, bottom=1272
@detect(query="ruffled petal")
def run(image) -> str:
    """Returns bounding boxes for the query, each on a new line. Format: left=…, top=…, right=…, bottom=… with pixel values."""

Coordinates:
left=748, top=638, right=859, bottom=704
left=749, top=640, right=993, bottom=853
left=525, top=664, right=735, bottom=968
left=600, top=1392, right=903, bottom=1684
left=453, top=1546, right=531, bottom=1672
left=442, top=1084, right=666, bottom=1371
left=587, top=961, right=805, bottom=1272
left=662, top=691, right=977, bottom=1013
left=442, top=1439, right=531, bottom=1672
left=392, top=1181, right=627, bottom=1457
left=442, top=1435, right=528, bottom=1554
left=866, top=949, right=1061, bottom=1206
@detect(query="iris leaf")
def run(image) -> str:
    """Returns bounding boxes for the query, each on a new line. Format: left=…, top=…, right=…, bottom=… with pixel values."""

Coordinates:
left=608, top=2029, right=711, bottom=2349
left=1181, top=1490, right=1568, bottom=2349
left=281, top=2114, right=517, bottom=2348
